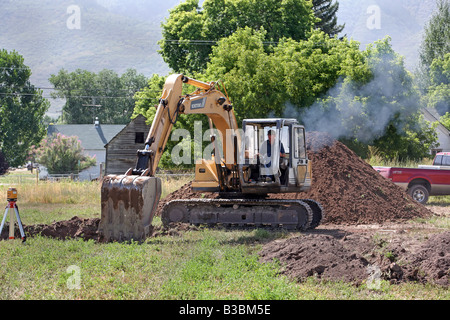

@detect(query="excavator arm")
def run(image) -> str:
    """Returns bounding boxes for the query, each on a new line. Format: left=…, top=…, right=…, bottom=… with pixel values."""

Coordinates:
left=134, top=73, right=239, bottom=177
left=98, top=74, right=240, bottom=242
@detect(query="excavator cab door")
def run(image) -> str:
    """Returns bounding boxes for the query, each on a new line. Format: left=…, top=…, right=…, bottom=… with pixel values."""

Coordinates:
left=291, top=125, right=309, bottom=186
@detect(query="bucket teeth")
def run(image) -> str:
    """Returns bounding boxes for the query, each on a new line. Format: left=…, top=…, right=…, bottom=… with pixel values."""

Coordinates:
left=99, top=175, right=161, bottom=242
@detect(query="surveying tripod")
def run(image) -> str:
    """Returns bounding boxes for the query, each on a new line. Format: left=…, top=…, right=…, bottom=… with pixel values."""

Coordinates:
left=0, top=188, right=26, bottom=242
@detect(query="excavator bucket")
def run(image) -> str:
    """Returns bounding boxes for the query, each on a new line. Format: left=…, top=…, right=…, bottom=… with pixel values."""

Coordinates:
left=98, top=175, right=161, bottom=242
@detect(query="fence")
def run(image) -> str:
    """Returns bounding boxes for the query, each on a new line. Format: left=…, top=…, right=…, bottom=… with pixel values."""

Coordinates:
left=0, top=172, right=195, bottom=185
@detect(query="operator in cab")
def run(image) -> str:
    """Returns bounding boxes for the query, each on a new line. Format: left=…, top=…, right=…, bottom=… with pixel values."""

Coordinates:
left=259, top=130, right=286, bottom=181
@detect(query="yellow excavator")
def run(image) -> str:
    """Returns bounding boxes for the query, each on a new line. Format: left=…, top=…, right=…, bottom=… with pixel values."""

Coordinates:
left=98, top=74, right=323, bottom=242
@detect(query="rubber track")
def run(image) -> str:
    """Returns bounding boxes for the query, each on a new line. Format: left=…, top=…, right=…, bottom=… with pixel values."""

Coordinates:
left=161, top=198, right=322, bottom=231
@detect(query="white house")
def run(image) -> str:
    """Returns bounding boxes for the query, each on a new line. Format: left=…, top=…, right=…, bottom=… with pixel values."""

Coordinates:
left=422, top=108, right=450, bottom=154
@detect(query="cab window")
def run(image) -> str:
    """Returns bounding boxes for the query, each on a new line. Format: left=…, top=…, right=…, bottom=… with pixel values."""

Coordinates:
left=434, top=155, right=443, bottom=165
left=294, top=127, right=306, bottom=159
left=443, top=156, right=450, bottom=166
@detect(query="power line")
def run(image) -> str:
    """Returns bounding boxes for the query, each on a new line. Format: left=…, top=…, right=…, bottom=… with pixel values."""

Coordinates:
left=0, top=92, right=161, bottom=100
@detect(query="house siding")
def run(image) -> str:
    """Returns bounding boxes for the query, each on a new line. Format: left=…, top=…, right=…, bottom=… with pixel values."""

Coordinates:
left=105, top=115, right=150, bottom=175
left=422, top=109, right=450, bottom=153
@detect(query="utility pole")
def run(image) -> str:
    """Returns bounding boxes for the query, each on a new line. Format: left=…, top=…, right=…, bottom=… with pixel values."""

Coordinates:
left=82, top=98, right=102, bottom=124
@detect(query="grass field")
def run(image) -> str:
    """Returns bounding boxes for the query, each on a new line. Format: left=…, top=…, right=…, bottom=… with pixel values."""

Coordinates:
left=0, top=169, right=449, bottom=300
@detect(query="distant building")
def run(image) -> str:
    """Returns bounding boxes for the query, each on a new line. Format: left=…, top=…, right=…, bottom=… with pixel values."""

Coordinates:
left=104, top=114, right=151, bottom=175
left=45, top=118, right=125, bottom=180
left=422, top=108, right=450, bottom=154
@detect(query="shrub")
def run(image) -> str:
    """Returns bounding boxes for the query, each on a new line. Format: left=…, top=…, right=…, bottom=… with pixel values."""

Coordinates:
left=33, top=133, right=96, bottom=174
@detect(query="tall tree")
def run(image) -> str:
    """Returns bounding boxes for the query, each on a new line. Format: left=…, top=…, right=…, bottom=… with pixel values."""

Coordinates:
left=312, top=0, right=345, bottom=37
left=0, top=49, right=49, bottom=167
left=424, top=53, right=450, bottom=115
left=419, top=0, right=450, bottom=69
left=418, top=0, right=450, bottom=116
left=158, top=0, right=316, bottom=74
left=202, top=28, right=368, bottom=125
left=49, top=68, right=148, bottom=124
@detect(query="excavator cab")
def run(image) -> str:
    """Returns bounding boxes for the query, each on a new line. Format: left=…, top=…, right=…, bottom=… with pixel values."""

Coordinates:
left=239, top=119, right=311, bottom=194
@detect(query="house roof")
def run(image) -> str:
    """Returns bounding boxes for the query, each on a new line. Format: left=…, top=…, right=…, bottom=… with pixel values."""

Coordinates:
left=47, top=123, right=126, bottom=150
left=422, top=108, right=450, bottom=135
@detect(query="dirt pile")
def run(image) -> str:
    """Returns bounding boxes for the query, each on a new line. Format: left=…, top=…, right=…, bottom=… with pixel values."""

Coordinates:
left=270, top=132, right=433, bottom=224
left=385, top=231, right=450, bottom=286
left=0, top=217, right=100, bottom=241
left=259, top=231, right=450, bottom=287
left=1, top=217, right=197, bottom=242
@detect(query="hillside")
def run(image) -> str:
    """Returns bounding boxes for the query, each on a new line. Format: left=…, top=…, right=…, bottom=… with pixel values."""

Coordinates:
left=0, top=0, right=439, bottom=117
left=337, top=0, right=437, bottom=70
left=0, top=0, right=176, bottom=116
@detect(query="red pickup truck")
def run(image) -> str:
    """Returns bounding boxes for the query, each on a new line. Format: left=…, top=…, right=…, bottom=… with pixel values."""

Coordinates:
left=373, top=152, right=450, bottom=204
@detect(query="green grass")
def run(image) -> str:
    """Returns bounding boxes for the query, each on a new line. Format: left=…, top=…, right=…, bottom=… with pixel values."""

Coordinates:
left=1, top=169, right=449, bottom=300
left=1, top=228, right=449, bottom=300
left=365, top=150, right=434, bottom=168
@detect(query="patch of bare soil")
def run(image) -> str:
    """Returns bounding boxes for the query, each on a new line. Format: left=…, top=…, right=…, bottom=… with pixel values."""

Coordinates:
left=0, top=217, right=199, bottom=242
left=259, top=227, right=450, bottom=287
left=25, top=217, right=100, bottom=240
left=257, top=133, right=447, bottom=287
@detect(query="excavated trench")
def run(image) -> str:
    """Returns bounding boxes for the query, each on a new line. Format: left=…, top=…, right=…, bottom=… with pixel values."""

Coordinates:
left=1, top=132, right=448, bottom=287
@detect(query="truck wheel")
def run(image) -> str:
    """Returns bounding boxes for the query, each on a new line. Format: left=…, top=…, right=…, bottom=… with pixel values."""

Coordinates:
left=408, top=184, right=429, bottom=204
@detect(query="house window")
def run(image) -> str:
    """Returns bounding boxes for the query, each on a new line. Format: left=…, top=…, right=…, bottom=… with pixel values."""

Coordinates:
left=135, top=132, right=145, bottom=144
left=431, top=149, right=443, bottom=157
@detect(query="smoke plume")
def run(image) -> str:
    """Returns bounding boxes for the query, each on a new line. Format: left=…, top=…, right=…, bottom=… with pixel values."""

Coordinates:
left=290, top=52, right=422, bottom=146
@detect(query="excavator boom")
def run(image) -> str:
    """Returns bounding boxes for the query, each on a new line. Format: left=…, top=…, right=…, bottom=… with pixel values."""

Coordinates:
left=99, top=74, right=239, bottom=241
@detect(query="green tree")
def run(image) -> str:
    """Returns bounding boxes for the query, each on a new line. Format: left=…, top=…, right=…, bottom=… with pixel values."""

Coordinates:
left=202, top=28, right=369, bottom=124
left=0, top=150, right=8, bottom=175
left=312, top=0, right=345, bottom=37
left=159, top=0, right=316, bottom=74
left=419, top=0, right=450, bottom=69
left=325, top=38, right=438, bottom=160
left=33, top=133, right=96, bottom=174
left=424, top=53, right=450, bottom=115
left=0, top=49, right=49, bottom=167
left=202, top=27, right=287, bottom=124
left=441, top=112, right=450, bottom=130
left=49, top=68, right=147, bottom=124
left=133, top=74, right=207, bottom=169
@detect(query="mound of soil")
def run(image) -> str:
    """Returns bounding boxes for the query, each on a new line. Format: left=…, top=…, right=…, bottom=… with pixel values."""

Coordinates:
left=386, top=231, right=450, bottom=286
left=1, top=217, right=197, bottom=242
left=0, top=217, right=100, bottom=241
left=270, top=131, right=433, bottom=224
left=259, top=231, right=450, bottom=287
